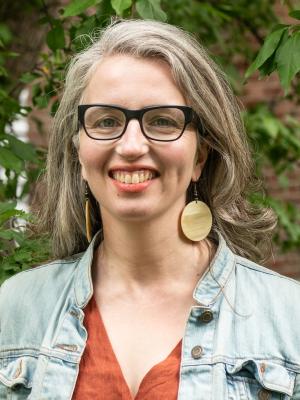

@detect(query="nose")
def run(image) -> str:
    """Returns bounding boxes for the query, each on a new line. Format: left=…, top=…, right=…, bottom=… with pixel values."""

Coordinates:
left=115, top=119, right=149, bottom=160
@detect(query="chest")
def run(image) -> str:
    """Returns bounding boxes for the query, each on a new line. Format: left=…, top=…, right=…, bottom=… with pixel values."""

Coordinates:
left=97, top=296, right=193, bottom=397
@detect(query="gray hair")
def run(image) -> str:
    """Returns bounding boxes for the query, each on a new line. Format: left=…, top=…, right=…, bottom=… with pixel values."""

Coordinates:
left=37, top=19, right=277, bottom=263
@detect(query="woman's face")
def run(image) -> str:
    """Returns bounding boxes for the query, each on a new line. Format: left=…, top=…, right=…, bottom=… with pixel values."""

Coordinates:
left=78, top=54, right=207, bottom=224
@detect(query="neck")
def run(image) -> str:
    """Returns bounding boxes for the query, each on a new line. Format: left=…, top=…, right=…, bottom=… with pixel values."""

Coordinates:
left=93, top=207, right=214, bottom=297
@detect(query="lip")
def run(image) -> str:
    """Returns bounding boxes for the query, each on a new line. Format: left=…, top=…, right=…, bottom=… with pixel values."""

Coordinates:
left=110, top=178, right=154, bottom=193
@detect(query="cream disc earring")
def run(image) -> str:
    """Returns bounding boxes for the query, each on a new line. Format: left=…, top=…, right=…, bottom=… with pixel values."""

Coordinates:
left=85, top=181, right=92, bottom=243
left=181, top=182, right=212, bottom=241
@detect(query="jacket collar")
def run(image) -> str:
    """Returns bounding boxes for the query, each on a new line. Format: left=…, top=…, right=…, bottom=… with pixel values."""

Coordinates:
left=74, top=231, right=236, bottom=308
left=74, top=231, right=102, bottom=308
left=193, top=233, right=236, bottom=306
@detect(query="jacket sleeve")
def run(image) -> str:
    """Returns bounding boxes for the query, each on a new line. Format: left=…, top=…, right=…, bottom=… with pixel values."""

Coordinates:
left=0, top=280, right=4, bottom=340
left=292, top=374, right=300, bottom=399
left=0, top=279, right=9, bottom=340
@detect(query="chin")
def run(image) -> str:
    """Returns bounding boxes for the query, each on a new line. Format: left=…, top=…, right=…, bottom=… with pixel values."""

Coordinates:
left=116, top=208, right=152, bottom=221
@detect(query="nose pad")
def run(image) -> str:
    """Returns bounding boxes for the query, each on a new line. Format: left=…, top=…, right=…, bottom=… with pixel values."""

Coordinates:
left=115, top=120, right=149, bottom=159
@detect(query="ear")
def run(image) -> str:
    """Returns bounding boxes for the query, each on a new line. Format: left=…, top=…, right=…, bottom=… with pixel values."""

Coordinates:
left=78, top=151, right=88, bottom=182
left=80, top=164, right=88, bottom=181
left=192, top=143, right=208, bottom=182
left=75, top=131, right=89, bottom=181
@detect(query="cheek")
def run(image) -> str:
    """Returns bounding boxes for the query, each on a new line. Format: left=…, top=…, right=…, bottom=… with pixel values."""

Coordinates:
left=161, top=149, right=196, bottom=187
left=165, top=138, right=198, bottom=174
left=80, top=148, right=101, bottom=167
left=78, top=136, right=110, bottom=176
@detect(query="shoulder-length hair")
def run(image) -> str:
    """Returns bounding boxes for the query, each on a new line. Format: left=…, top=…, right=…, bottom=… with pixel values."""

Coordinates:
left=37, top=19, right=276, bottom=263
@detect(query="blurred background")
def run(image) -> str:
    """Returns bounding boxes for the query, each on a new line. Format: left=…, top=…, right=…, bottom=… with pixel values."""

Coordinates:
left=0, top=0, right=300, bottom=283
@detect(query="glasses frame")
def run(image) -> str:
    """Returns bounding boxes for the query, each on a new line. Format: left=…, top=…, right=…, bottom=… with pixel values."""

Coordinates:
left=78, top=104, right=202, bottom=142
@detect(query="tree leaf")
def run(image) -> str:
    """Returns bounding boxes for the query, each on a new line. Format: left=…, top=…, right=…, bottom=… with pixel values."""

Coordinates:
left=0, top=65, right=8, bottom=78
left=245, top=25, right=288, bottom=78
left=6, top=134, right=37, bottom=162
left=136, top=0, right=167, bottom=21
left=0, top=201, right=17, bottom=215
left=275, top=32, right=300, bottom=93
left=62, top=0, right=101, bottom=17
left=258, top=28, right=289, bottom=77
left=289, top=10, right=300, bottom=20
left=0, top=147, right=23, bottom=172
left=0, top=23, right=12, bottom=45
left=261, top=115, right=280, bottom=139
left=111, top=0, right=132, bottom=15
left=0, top=209, right=25, bottom=225
left=34, top=95, right=49, bottom=109
left=46, top=25, right=65, bottom=51
left=258, top=52, right=277, bottom=76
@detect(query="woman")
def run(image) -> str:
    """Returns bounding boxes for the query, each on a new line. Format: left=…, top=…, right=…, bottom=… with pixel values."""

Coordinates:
left=1, top=19, right=300, bottom=399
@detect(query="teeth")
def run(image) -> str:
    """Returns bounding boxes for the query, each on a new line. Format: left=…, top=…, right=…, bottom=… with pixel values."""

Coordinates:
left=112, top=170, right=155, bottom=184
left=125, top=174, right=131, bottom=184
left=132, top=173, right=139, bottom=183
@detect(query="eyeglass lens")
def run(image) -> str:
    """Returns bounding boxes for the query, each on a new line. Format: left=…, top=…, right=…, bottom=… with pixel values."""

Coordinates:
left=83, top=106, right=186, bottom=140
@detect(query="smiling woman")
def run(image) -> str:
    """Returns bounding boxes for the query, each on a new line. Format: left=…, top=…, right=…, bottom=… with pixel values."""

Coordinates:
left=78, top=55, right=202, bottom=227
left=1, top=19, right=300, bottom=400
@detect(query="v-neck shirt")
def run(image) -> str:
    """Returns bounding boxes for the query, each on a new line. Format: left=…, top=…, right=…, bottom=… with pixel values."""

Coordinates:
left=72, top=295, right=182, bottom=399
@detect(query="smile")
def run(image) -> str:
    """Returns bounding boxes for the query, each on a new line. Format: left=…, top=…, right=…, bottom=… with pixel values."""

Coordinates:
left=111, top=170, right=157, bottom=184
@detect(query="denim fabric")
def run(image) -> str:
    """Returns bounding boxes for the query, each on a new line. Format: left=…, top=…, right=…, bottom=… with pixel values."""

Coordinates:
left=1, top=232, right=300, bottom=399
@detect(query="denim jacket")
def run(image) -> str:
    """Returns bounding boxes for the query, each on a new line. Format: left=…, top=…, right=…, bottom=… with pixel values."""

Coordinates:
left=1, top=232, right=300, bottom=399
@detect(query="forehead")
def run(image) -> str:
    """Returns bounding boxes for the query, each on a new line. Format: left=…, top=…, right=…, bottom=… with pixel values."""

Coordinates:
left=81, top=54, right=186, bottom=107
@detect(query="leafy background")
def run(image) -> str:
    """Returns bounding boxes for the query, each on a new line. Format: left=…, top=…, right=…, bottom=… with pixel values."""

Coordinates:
left=1, top=0, right=300, bottom=284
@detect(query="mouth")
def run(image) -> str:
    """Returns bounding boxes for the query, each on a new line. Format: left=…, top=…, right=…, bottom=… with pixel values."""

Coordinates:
left=109, top=169, right=159, bottom=184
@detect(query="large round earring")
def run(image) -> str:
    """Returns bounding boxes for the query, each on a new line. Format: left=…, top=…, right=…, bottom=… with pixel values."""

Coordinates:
left=85, top=181, right=92, bottom=243
left=181, top=182, right=212, bottom=241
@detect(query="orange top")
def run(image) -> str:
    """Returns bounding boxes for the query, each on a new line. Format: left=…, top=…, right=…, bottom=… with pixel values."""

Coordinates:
left=72, top=295, right=182, bottom=400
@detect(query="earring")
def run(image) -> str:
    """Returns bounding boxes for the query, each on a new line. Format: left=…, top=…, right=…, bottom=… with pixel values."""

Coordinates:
left=181, top=182, right=212, bottom=241
left=85, top=181, right=92, bottom=243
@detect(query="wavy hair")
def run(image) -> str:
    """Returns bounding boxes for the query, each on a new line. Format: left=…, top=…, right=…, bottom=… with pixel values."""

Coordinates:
left=37, top=19, right=277, bottom=263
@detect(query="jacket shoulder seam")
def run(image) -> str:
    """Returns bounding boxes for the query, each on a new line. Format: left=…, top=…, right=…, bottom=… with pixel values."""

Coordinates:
left=236, top=257, right=300, bottom=286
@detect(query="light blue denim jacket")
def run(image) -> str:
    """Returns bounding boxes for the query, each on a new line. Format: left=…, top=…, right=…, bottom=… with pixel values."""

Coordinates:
left=1, top=232, right=300, bottom=399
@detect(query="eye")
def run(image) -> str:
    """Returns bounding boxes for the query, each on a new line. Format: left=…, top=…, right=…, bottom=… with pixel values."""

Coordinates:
left=93, top=117, right=121, bottom=129
left=150, top=117, right=178, bottom=127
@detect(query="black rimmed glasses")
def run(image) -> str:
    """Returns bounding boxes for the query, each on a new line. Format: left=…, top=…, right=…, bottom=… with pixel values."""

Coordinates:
left=78, top=104, right=202, bottom=142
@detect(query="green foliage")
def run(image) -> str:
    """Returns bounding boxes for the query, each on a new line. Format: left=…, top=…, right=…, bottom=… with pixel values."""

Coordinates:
left=46, top=23, right=65, bottom=51
left=0, top=16, right=49, bottom=284
left=250, top=193, right=300, bottom=252
left=245, top=106, right=300, bottom=175
left=246, top=16, right=300, bottom=92
left=62, top=0, right=102, bottom=17
left=290, top=10, right=300, bottom=19
left=162, top=0, right=278, bottom=62
left=245, top=106, right=300, bottom=250
left=245, top=25, right=288, bottom=78
left=0, top=201, right=50, bottom=283
left=1, top=0, right=300, bottom=284
left=136, top=0, right=167, bottom=20
left=276, top=32, right=300, bottom=91
left=111, top=0, right=132, bottom=16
